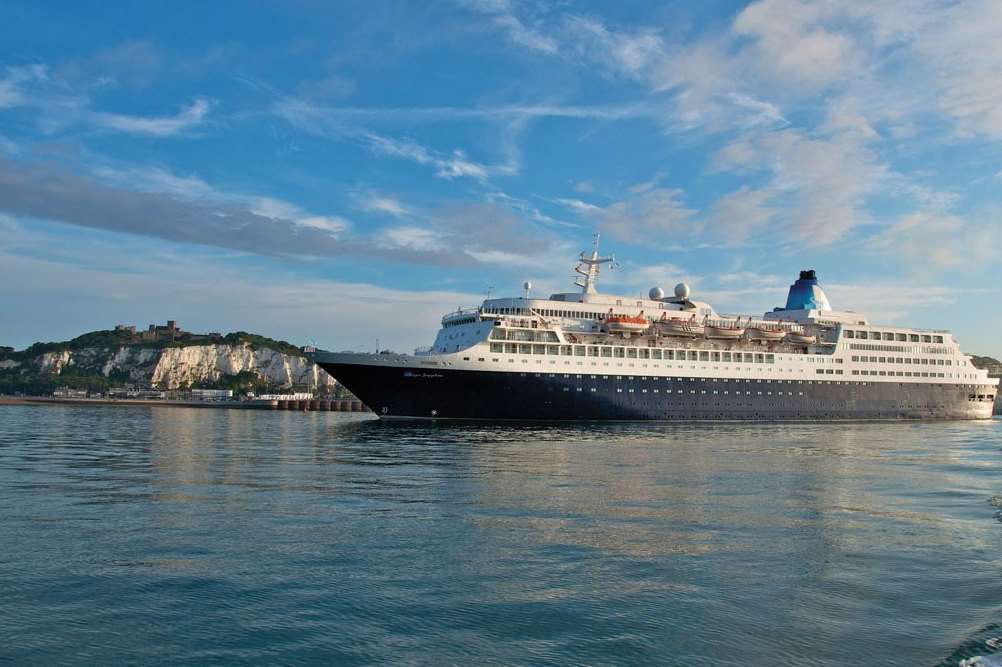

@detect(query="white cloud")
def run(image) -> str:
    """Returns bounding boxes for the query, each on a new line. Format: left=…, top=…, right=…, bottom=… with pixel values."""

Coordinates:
left=361, top=132, right=491, bottom=182
left=379, top=225, right=438, bottom=251
left=871, top=211, right=998, bottom=270
left=352, top=189, right=412, bottom=217
left=602, top=261, right=690, bottom=295
left=824, top=282, right=967, bottom=323
left=823, top=98, right=879, bottom=140
left=251, top=197, right=349, bottom=236
left=711, top=127, right=888, bottom=245
left=589, top=187, right=698, bottom=242
left=91, top=163, right=353, bottom=237
left=0, top=64, right=47, bottom=108
left=704, top=186, right=775, bottom=244
left=491, top=14, right=559, bottom=55
left=89, top=98, right=212, bottom=137
left=367, top=197, right=409, bottom=217
left=732, top=0, right=859, bottom=88
left=910, top=0, right=1002, bottom=138
left=92, top=164, right=217, bottom=199
left=455, top=0, right=558, bottom=55
left=563, top=15, right=665, bottom=79
left=553, top=197, right=600, bottom=213
left=0, top=239, right=484, bottom=352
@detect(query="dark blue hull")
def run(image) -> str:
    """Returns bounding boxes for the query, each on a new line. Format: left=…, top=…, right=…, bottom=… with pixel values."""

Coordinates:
left=319, top=361, right=995, bottom=421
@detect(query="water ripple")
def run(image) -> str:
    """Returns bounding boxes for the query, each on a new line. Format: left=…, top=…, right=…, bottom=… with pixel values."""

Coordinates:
left=1, top=405, right=1001, bottom=665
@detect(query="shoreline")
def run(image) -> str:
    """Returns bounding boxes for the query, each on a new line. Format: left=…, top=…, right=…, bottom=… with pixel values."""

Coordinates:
left=0, top=396, right=274, bottom=410
left=0, top=396, right=369, bottom=412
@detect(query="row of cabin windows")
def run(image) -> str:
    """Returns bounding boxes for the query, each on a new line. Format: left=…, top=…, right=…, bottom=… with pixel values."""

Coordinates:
left=488, top=307, right=600, bottom=319
left=539, top=308, right=600, bottom=319
left=442, top=316, right=478, bottom=328
left=469, top=371, right=862, bottom=385
left=852, top=355, right=952, bottom=366
left=853, top=370, right=946, bottom=378
left=490, top=328, right=561, bottom=342
left=844, top=330, right=944, bottom=344
left=848, top=343, right=910, bottom=353
left=487, top=342, right=775, bottom=363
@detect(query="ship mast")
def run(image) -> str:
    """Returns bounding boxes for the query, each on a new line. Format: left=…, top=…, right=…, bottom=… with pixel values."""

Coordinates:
left=574, top=233, right=616, bottom=295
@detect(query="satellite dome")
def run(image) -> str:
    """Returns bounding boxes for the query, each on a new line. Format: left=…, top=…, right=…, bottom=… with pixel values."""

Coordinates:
left=649, top=286, right=665, bottom=301
left=522, top=281, right=532, bottom=291
left=674, top=282, right=691, bottom=299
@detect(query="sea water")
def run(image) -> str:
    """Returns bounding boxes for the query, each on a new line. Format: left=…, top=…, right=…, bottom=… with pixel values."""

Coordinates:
left=2, top=405, right=1001, bottom=666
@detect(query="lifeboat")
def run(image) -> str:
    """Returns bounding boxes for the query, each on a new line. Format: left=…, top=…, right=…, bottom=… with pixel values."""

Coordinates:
left=784, top=332, right=816, bottom=344
left=746, top=326, right=786, bottom=342
left=660, top=317, right=704, bottom=337
left=705, top=321, right=746, bottom=340
left=605, top=313, right=649, bottom=334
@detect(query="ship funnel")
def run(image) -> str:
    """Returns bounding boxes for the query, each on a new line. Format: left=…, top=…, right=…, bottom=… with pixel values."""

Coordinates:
left=783, top=269, right=831, bottom=311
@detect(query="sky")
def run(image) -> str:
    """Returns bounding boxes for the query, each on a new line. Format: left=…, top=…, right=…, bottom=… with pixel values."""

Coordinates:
left=1, top=0, right=1000, bottom=356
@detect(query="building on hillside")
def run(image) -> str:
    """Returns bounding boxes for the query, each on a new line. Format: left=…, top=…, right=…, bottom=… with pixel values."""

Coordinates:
left=141, top=320, right=182, bottom=342
left=114, top=324, right=137, bottom=334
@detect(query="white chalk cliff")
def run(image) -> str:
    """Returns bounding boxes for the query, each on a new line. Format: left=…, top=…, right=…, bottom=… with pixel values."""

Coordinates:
left=10, top=343, right=335, bottom=390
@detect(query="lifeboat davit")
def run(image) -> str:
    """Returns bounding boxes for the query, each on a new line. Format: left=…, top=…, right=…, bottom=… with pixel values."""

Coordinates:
left=705, top=321, right=746, bottom=340
left=784, top=332, right=816, bottom=344
left=605, top=314, right=649, bottom=334
left=747, top=326, right=786, bottom=342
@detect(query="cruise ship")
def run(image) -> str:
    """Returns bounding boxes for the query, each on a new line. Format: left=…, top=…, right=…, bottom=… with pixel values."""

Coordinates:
left=312, top=240, right=997, bottom=421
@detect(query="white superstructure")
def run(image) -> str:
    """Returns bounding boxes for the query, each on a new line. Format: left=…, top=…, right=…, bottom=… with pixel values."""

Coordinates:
left=422, top=240, right=992, bottom=397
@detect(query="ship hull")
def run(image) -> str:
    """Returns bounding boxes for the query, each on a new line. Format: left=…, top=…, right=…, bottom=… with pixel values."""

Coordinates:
left=316, top=353, right=995, bottom=421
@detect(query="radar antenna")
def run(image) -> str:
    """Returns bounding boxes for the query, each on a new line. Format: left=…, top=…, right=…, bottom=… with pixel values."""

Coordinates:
left=574, top=233, right=617, bottom=295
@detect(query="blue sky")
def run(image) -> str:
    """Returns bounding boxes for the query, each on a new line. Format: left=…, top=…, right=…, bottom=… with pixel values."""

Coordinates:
left=1, top=0, right=1000, bottom=355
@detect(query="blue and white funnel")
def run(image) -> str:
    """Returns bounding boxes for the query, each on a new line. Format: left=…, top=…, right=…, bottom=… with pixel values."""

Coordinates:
left=783, top=270, right=831, bottom=311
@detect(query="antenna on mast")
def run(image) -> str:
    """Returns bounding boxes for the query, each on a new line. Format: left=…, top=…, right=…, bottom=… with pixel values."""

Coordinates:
left=574, top=232, right=617, bottom=295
